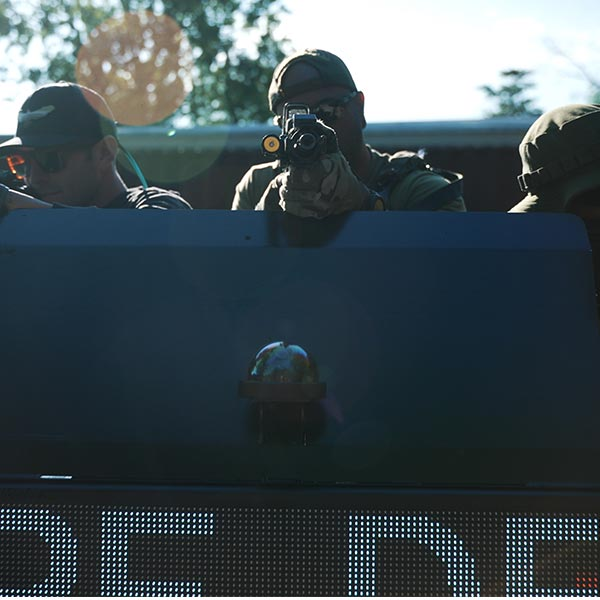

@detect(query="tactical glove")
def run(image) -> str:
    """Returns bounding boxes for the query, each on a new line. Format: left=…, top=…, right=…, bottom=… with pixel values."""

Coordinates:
left=277, top=151, right=377, bottom=218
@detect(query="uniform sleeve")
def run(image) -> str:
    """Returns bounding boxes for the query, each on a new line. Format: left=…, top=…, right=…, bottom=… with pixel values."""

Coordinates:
left=387, top=170, right=466, bottom=212
left=232, top=163, right=280, bottom=210
left=232, top=169, right=259, bottom=210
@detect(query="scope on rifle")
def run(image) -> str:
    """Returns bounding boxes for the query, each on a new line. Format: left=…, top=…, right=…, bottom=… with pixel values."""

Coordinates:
left=262, top=103, right=338, bottom=166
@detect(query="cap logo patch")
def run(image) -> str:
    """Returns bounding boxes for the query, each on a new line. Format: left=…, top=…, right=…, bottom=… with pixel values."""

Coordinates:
left=18, top=105, right=55, bottom=124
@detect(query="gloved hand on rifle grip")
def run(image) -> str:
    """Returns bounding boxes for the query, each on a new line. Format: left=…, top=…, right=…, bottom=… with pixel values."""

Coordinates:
left=277, top=150, right=372, bottom=219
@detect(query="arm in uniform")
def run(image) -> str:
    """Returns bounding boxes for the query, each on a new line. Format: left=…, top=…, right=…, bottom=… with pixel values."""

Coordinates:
left=232, top=163, right=281, bottom=210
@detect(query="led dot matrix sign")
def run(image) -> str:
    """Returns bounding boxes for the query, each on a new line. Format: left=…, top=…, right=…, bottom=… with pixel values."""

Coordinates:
left=0, top=494, right=598, bottom=597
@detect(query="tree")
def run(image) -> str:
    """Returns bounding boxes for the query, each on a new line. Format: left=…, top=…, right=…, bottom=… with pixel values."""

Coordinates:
left=480, top=69, right=542, bottom=118
left=0, top=0, right=291, bottom=125
left=544, top=39, right=600, bottom=105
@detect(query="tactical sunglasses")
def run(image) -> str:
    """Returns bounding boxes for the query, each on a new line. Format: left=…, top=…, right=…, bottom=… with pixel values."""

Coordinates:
left=275, top=90, right=359, bottom=127
left=8, top=145, right=92, bottom=177
left=310, top=90, right=358, bottom=124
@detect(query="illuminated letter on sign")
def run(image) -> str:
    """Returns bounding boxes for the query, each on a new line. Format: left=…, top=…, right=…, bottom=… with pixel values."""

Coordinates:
left=100, top=510, right=214, bottom=596
left=0, top=507, right=77, bottom=596
left=348, top=513, right=480, bottom=596
left=506, top=516, right=599, bottom=596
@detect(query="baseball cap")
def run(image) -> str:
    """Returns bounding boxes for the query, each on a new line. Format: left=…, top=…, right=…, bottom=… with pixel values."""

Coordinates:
left=0, top=82, right=117, bottom=152
left=512, top=104, right=600, bottom=212
left=268, top=49, right=357, bottom=113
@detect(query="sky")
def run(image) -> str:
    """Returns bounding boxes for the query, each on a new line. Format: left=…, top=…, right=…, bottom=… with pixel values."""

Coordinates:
left=0, top=0, right=599, bottom=133
left=276, top=0, right=600, bottom=122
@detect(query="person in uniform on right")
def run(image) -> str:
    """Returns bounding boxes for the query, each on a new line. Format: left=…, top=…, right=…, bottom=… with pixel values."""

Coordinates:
left=232, top=48, right=465, bottom=218
left=510, top=103, right=600, bottom=311
left=511, top=104, right=600, bottom=217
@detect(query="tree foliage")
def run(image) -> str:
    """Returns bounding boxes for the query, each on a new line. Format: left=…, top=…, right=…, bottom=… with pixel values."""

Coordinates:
left=0, top=0, right=291, bottom=125
left=480, top=69, right=542, bottom=118
left=544, top=39, right=600, bottom=106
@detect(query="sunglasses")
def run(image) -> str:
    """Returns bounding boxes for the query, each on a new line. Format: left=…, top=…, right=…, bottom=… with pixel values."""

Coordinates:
left=275, top=91, right=359, bottom=127
left=310, top=90, right=358, bottom=124
left=7, top=145, right=92, bottom=178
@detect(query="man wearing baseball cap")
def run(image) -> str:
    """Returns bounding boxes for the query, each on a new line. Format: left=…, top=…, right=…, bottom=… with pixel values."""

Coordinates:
left=510, top=104, right=600, bottom=313
left=232, top=49, right=465, bottom=217
left=0, top=81, right=191, bottom=216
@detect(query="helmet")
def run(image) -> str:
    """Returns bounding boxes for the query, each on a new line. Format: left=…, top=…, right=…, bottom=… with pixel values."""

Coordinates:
left=512, top=104, right=600, bottom=212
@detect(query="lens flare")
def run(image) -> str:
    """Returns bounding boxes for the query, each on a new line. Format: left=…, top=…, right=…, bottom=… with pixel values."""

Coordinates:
left=76, top=11, right=194, bottom=126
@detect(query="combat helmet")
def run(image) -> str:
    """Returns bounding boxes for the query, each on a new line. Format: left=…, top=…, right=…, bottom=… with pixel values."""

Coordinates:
left=511, top=104, right=600, bottom=212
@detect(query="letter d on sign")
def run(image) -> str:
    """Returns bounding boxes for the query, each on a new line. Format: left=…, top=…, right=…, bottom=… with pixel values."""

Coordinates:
left=348, top=513, right=480, bottom=597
